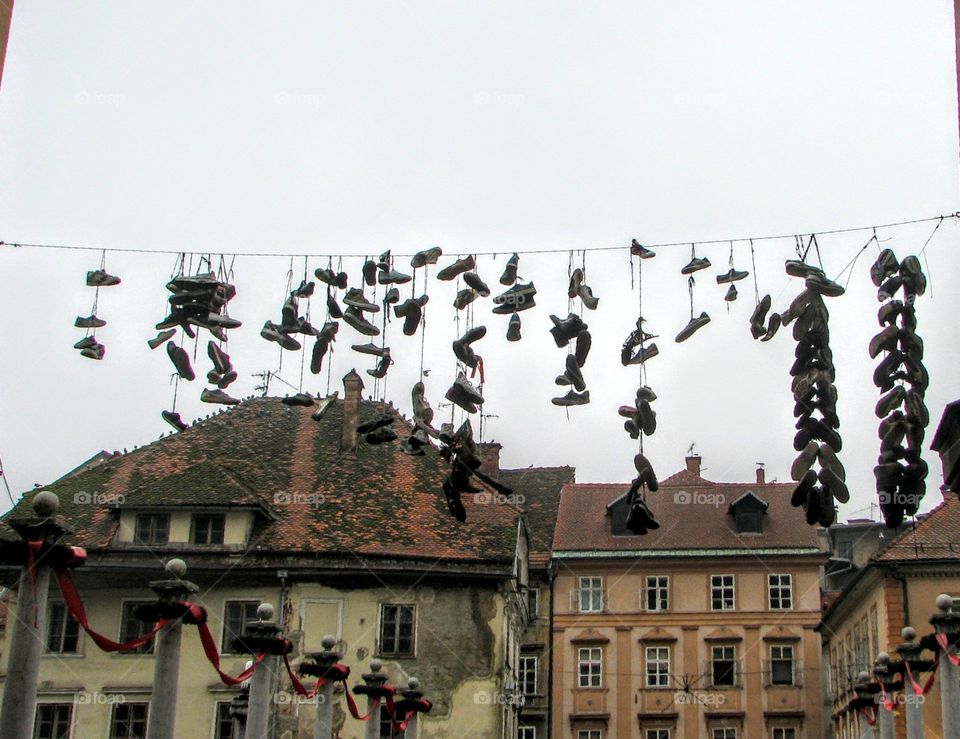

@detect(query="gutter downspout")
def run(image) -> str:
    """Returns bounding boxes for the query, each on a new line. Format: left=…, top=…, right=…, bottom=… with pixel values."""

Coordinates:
left=546, top=559, right=557, bottom=739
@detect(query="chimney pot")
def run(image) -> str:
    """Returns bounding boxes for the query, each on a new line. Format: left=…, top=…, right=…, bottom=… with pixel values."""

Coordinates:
left=477, top=442, right=502, bottom=478
left=341, top=370, right=365, bottom=454
left=685, top=455, right=702, bottom=476
left=756, top=465, right=765, bottom=485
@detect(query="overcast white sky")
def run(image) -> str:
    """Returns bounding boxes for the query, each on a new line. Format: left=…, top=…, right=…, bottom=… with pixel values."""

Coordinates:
left=1, top=1, right=958, bottom=523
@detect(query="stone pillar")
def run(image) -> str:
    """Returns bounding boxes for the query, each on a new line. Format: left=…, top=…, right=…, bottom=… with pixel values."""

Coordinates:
left=930, top=593, right=960, bottom=738
left=228, top=662, right=253, bottom=739
left=896, top=627, right=929, bottom=739
left=145, top=558, right=199, bottom=739
left=356, top=660, right=388, bottom=739
left=853, top=672, right=877, bottom=739
left=300, top=635, right=342, bottom=739
left=242, top=604, right=282, bottom=739
left=873, top=653, right=896, bottom=739
left=400, top=678, right=423, bottom=739
left=0, top=492, right=69, bottom=739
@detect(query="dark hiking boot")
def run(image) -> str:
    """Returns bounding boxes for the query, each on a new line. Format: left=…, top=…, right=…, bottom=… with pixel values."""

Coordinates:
left=357, top=415, right=393, bottom=434
left=378, top=268, right=412, bottom=285
left=500, top=254, right=519, bottom=285
left=630, top=239, right=656, bottom=258
left=310, top=337, right=330, bottom=374
left=343, top=288, right=380, bottom=313
left=148, top=329, right=177, bottom=350
left=463, top=272, right=490, bottom=297
left=200, top=388, right=240, bottom=405
left=445, top=374, right=484, bottom=412
left=506, top=313, right=522, bottom=342
left=437, top=255, right=476, bottom=281
left=167, top=343, right=196, bottom=380
left=75, top=314, right=106, bottom=328
left=443, top=478, right=467, bottom=522
left=382, top=287, right=400, bottom=307
left=681, top=256, right=711, bottom=275
left=290, top=279, right=315, bottom=298
left=352, top=342, right=389, bottom=357
left=549, top=313, right=588, bottom=348
left=574, top=331, right=592, bottom=367
left=74, top=335, right=98, bottom=350
left=899, top=255, right=926, bottom=297
left=724, top=284, right=738, bottom=302
left=877, top=274, right=903, bottom=302
left=362, top=259, right=378, bottom=286
left=552, top=390, right=590, bottom=406
left=453, top=289, right=478, bottom=310
left=492, top=282, right=537, bottom=313
left=208, top=341, right=232, bottom=374
left=342, top=307, right=380, bottom=337
left=578, top=284, right=599, bottom=310
left=399, top=299, right=422, bottom=336
left=318, top=321, right=339, bottom=342
left=790, top=440, right=819, bottom=482
left=411, top=246, right=443, bottom=269
left=281, top=393, right=315, bottom=407
left=563, top=354, right=586, bottom=392
left=326, top=294, right=344, bottom=319
left=80, top=343, right=105, bottom=360
left=675, top=312, right=711, bottom=342
left=870, top=249, right=899, bottom=286
left=161, top=410, right=188, bottom=432
left=716, top=268, right=749, bottom=284
left=365, top=427, right=398, bottom=445
left=366, top=350, right=392, bottom=379
left=637, top=401, right=657, bottom=436
left=792, top=469, right=817, bottom=507
left=86, top=269, right=121, bottom=287
left=805, top=272, right=845, bottom=298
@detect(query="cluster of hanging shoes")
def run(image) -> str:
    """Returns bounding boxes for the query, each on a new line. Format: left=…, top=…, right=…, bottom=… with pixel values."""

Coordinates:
left=626, top=452, right=660, bottom=534
left=492, top=253, right=535, bottom=340
left=870, top=249, right=930, bottom=527
left=675, top=247, right=712, bottom=342
left=749, top=294, right=781, bottom=341
left=783, top=257, right=846, bottom=526
left=74, top=266, right=121, bottom=360
left=551, top=312, right=592, bottom=406
left=437, top=419, right=514, bottom=522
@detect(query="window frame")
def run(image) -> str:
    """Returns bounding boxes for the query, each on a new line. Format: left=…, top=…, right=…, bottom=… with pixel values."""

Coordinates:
left=643, top=575, right=669, bottom=612
left=191, top=513, right=226, bottom=545
left=576, top=731, right=602, bottom=739
left=518, top=655, right=538, bottom=696
left=772, top=729, right=797, bottom=739
left=378, top=603, right=416, bottom=658
left=526, top=587, right=540, bottom=620
left=44, top=602, right=81, bottom=655
left=221, top=600, right=262, bottom=654
left=109, top=701, right=150, bottom=739
left=133, top=512, right=170, bottom=546
left=213, top=700, right=236, bottom=739
left=578, top=576, right=604, bottom=613
left=645, top=645, right=671, bottom=688
left=711, top=645, right=737, bottom=687
left=118, top=600, right=156, bottom=655
left=577, top=646, right=603, bottom=688
left=711, top=729, right=737, bottom=739
left=710, top=574, right=735, bottom=611
left=770, top=644, right=795, bottom=686
left=33, top=702, right=72, bottom=739
left=518, top=727, right=537, bottom=739
left=768, top=574, right=793, bottom=610
left=645, top=730, right=671, bottom=739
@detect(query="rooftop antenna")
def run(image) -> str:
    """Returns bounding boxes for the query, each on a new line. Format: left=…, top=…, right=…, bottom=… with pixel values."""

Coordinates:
left=479, top=412, right=499, bottom=444
left=687, top=442, right=697, bottom=456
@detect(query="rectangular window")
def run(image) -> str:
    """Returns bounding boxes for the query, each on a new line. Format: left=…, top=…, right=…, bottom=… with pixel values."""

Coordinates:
left=771, top=645, right=795, bottom=686
left=577, top=731, right=602, bottom=739
left=711, top=575, right=735, bottom=611
left=711, top=646, right=736, bottom=687
left=645, top=646, right=670, bottom=687
left=191, top=514, right=226, bottom=545
left=119, top=602, right=155, bottom=654
left=526, top=587, right=539, bottom=619
left=578, top=577, right=604, bottom=613
left=644, top=576, right=669, bottom=611
left=646, top=731, right=670, bottom=739
left=214, top=702, right=235, bottom=739
left=772, top=729, right=796, bottom=739
left=222, top=601, right=261, bottom=653
left=768, top=574, right=793, bottom=610
left=134, top=513, right=170, bottom=545
left=518, top=728, right=537, bottom=739
left=45, top=603, right=80, bottom=654
left=109, top=702, right=149, bottom=739
left=34, top=704, right=72, bottom=739
left=712, top=730, right=737, bottom=739
left=378, top=705, right=396, bottom=738
left=837, top=540, right=853, bottom=560
left=578, top=647, right=602, bottom=688
left=379, top=604, right=415, bottom=657
left=519, top=655, right=538, bottom=695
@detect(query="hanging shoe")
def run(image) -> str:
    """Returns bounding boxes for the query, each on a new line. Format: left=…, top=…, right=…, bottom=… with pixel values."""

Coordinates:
left=290, top=279, right=315, bottom=298
left=784, top=260, right=824, bottom=279
left=898, top=325, right=924, bottom=361
left=870, top=249, right=900, bottom=287
left=147, top=329, right=176, bottom=350
left=216, top=370, right=238, bottom=389
left=716, top=268, right=749, bottom=284
left=724, top=284, right=738, bottom=302
left=804, top=484, right=822, bottom=526
left=453, top=289, right=478, bottom=310
left=636, top=385, right=657, bottom=403
left=463, top=272, right=490, bottom=297
left=398, top=299, right=422, bottom=336
left=74, top=336, right=98, bottom=350
left=343, top=288, right=379, bottom=313
left=445, top=373, right=484, bottom=412
left=161, top=409, right=188, bottom=432
left=675, top=312, right=711, bottom=342
left=680, top=256, right=711, bottom=275
left=877, top=274, right=903, bottom=302
left=362, top=260, right=378, bottom=287
left=549, top=313, right=588, bottom=348
left=872, top=350, right=904, bottom=392
left=207, top=341, right=232, bottom=374
left=552, top=389, right=590, bottom=406
left=868, top=325, right=900, bottom=359
left=352, top=342, right=389, bottom=357
left=443, top=478, right=467, bottom=522
left=452, top=340, right=480, bottom=370
left=492, top=282, right=537, bottom=313
left=759, top=313, right=781, bottom=342
left=819, top=465, right=849, bottom=505
left=86, top=269, right=121, bottom=287
left=630, top=239, right=656, bottom=259
left=876, top=300, right=913, bottom=329
left=281, top=393, right=315, bottom=407
left=623, top=317, right=658, bottom=348
left=318, top=321, right=339, bottom=341
left=578, top=284, right=599, bottom=310
left=818, top=443, right=846, bottom=482
left=875, top=386, right=906, bottom=418
left=500, top=254, right=519, bottom=285
left=357, top=415, right=393, bottom=434
left=365, top=427, right=398, bottom=444
left=411, top=246, right=443, bottom=269
left=621, top=343, right=659, bottom=366
left=506, top=313, right=522, bottom=342
left=75, top=315, right=106, bottom=328
left=791, top=469, right=817, bottom=507
left=261, top=321, right=302, bottom=350
left=412, top=382, right=435, bottom=424
left=563, top=354, right=586, bottom=392
left=437, top=255, right=476, bottom=281
left=382, top=287, right=400, bottom=307
left=80, top=343, right=105, bottom=360
left=200, top=388, right=240, bottom=405
left=281, top=296, right=299, bottom=329
left=378, top=268, right=413, bottom=285
left=323, top=293, right=343, bottom=320
left=805, top=273, right=845, bottom=298
left=750, top=295, right=771, bottom=338
left=366, top=350, right=392, bottom=379
left=817, top=486, right=836, bottom=526
left=899, top=255, right=927, bottom=297
left=342, top=307, right=381, bottom=337
left=790, top=440, right=819, bottom=482
left=904, top=388, right=929, bottom=427
left=568, top=269, right=584, bottom=300
left=377, top=250, right=392, bottom=269
left=167, top=343, right=196, bottom=380
left=574, top=331, right=591, bottom=367
left=310, top=337, right=330, bottom=374
left=637, top=401, right=657, bottom=436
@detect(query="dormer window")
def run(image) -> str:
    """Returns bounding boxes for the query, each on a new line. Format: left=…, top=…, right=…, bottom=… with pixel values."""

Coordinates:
left=727, top=492, right=768, bottom=534
left=134, top=513, right=170, bottom=545
left=191, top=514, right=226, bottom=545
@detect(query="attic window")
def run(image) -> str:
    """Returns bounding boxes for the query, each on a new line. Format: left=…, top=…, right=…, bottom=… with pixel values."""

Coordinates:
left=735, top=508, right=763, bottom=534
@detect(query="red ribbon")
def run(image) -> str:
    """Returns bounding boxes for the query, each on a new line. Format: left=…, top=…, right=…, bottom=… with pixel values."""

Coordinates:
left=284, top=655, right=325, bottom=699
left=878, top=680, right=895, bottom=712
left=194, top=620, right=266, bottom=686
left=904, top=656, right=938, bottom=696
left=859, top=705, right=877, bottom=726
left=471, top=356, right=485, bottom=384
left=56, top=570, right=168, bottom=651
left=936, top=632, right=960, bottom=666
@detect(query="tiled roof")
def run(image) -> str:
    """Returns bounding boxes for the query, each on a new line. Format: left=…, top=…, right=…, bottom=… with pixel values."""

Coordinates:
left=553, top=468, right=823, bottom=552
left=499, top=466, right=575, bottom=567
left=874, top=495, right=960, bottom=562
left=2, top=397, right=521, bottom=565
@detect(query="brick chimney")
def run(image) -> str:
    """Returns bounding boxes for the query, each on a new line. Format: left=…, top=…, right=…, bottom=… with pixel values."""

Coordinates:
left=477, top=442, right=502, bottom=478
left=340, top=370, right=364, bottom=454
left=756, top=464, right=766, bottom=485
left=685, top=455, right=702, bottom=476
